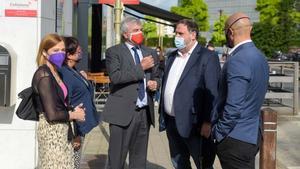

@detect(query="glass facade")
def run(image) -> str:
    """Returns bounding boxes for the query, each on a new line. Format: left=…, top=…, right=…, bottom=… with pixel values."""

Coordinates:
left=204, top=0, right=259, bottom=26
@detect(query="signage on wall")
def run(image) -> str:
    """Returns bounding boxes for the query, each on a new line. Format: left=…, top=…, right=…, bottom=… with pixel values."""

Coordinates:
left=4, top=0, right=38, bottom=17
left=99, top=0, right=140, bottom=5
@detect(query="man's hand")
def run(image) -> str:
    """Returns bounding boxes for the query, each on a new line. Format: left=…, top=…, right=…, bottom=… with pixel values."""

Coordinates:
left=147, top=80, right=157, bottom=91
left=200, top=122, right=211, bottom=138
left=141, top=55, right=154, bottom=70
left=80, top=70, right=87, bottom=79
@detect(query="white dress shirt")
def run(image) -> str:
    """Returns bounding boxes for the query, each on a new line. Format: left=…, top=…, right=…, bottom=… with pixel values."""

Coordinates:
left=164, top=42, right=198, bottom=116
left=228, top=40, right=252, bottom=55
left=125, top=42, right=148, bottom=107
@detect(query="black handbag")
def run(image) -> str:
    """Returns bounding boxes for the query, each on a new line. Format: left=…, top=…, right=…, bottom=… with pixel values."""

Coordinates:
left=15, top=87, right=39, bottom=121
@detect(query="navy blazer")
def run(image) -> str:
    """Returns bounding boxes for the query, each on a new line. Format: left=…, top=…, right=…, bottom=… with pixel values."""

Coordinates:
left=211, top=42, right=269, bottom=145
left=159, top=44, right=220, bottom=138
left=59, top=65, right=99, bottom=136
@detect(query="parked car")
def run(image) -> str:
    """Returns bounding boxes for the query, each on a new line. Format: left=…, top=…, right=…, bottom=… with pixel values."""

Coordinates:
left=270, top=51, right=300, bottom=61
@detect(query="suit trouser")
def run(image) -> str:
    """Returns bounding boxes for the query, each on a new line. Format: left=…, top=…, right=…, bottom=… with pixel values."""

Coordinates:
left=201, top=136, right=216, bottom=169
left=216, top=136, right=260, bottom=169
left=165, top=115, right=202, bottom=169
left=107, top=107, right=150, bottom=169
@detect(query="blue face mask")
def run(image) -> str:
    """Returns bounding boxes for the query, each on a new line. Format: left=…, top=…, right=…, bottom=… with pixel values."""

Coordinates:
left=174, top=36, right=186, bottom=50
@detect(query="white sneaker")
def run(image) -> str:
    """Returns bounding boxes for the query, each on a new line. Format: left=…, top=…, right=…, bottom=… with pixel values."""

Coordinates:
left=154, top=101, right=159, bottom=106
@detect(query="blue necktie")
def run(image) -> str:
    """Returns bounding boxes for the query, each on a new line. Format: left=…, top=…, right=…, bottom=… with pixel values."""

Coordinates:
left=132, top=47, right=145, bottom=100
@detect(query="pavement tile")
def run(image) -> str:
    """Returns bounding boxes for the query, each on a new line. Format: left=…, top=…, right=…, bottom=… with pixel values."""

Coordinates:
left=81, top=106, right=300, bottom=169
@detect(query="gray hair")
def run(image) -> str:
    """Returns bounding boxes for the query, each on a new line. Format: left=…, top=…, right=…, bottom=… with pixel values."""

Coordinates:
left=120, top=17, right=142, bottom=34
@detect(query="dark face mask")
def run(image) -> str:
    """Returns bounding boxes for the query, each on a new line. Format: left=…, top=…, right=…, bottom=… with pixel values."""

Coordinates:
left=225, top=30, right=234, bottom=48
left=67, top=52, right=82, bottom=63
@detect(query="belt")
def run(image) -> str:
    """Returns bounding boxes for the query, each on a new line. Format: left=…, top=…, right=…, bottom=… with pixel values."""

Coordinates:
left=135, top=106, right=148, bottom=111
left=165, top=114, right=175, bottom=120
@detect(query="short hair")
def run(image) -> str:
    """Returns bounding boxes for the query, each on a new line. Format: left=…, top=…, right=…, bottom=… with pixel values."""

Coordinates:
left=156, top=46, right=162, bottom=51
left=176, top=19, right=199, bottom=39
left=64, top=36, right=79, bottom=55
left=120, top=16, right=142, bottom=34
left=36, top=34, right=64, bottom=66
left=207, top=41, right=214, bottom=48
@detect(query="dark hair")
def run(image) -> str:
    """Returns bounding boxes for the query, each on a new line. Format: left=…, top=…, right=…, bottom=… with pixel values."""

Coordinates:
left=176, top=19, right=199, bottom=39
left=207, top=41, right=214, bottom=48
left=156, top=46, right=162, bottom=51
left=156, top=46, right=164, bottom=61
left=64, top=36, right=79, bottom=55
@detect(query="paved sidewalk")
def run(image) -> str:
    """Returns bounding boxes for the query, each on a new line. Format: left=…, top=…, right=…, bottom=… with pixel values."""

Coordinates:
left=80, top=106, right=300, bottom=169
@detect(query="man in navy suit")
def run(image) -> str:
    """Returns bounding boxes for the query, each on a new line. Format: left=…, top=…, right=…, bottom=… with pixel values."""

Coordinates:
left=211, top=12, right=269, bottom=169
left=159, top=19, right=220, bottom=169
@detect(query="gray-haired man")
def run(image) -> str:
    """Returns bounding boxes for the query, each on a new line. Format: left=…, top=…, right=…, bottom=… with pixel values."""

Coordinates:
left=103, top=16, right=160, bottom=169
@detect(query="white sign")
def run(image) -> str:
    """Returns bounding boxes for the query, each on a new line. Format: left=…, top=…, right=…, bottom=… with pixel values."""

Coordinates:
left=4, top=0, right=38, bottom=17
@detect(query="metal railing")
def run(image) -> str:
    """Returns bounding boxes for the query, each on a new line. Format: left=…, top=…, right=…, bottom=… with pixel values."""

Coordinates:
left=266, top=61, right=299, bottom=115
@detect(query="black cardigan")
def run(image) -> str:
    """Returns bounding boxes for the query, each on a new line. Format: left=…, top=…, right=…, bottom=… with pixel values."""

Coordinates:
left=31, top=64, right=70, bottom=122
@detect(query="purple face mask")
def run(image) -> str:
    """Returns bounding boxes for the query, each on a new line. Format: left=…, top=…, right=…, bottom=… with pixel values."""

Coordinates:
left=48, top=52, right=65, bottom=68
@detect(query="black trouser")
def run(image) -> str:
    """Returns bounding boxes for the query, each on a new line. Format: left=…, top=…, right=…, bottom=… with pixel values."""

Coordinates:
left=166, top=115, right=202, bottom=169
left=202, top=136, right=216, bottom=169
left=107, top=107, right=150, bottom=169
left=216, top=137, right=260, bottom=169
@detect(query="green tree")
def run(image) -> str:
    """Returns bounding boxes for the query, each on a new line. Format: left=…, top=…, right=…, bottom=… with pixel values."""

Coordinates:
left=198, top=36, right=207, bottom=46
left=171, top=0, right=209, bottom=31
left=256, top=0, right=281, bottom=25
left=252, top=22, right=286, bottom=57
left=210, top=14, right=227, bottom=46
left=142, top=16, right=157, bottom=45
left=253, top=0, right=300, bottom=57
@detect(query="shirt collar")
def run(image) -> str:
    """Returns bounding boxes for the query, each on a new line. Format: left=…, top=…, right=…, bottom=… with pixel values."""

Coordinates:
left=125, top=42, right=140, bottom=50
left=177, top=41, right=198, bottom=57
left=228, top=40, right=252, bottom=55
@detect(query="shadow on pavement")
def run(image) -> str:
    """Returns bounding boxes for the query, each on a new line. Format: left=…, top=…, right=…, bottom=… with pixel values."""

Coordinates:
left=146, top=161, right=167, bottom=169
left=85, top=154, right=166, bottom=169
left=86, top=154, right=107, bottom=169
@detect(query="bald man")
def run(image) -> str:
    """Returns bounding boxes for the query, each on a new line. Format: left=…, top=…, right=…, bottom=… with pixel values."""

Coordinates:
left=211, top=12, right=269, bottom=169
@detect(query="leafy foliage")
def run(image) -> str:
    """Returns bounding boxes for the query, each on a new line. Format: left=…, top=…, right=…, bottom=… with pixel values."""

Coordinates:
left=256, top=0, right=281, bottom=24
left=253, top=0, right=300, bottom=57
left=252, top=22, right=287, bottom=57
left=198, top=36, right=207, bottom=46
left=142, top=16, right=158, bottom=44
left=210, top=14, right=227, bottom=47
left=171, top=0, right=209, bottom=31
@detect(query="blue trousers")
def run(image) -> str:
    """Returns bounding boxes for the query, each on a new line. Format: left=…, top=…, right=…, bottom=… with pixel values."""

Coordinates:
left=166, top=115, right=202, bottom=169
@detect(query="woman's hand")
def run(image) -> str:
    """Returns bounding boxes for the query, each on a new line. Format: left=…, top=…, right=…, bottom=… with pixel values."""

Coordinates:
left=73, top=136, right=81, bottom=150
left=69, top=103, right=86, bottom=122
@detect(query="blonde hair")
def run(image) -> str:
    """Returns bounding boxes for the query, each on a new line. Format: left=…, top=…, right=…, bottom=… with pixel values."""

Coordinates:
left=36, top=34, right=64, bottom=66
